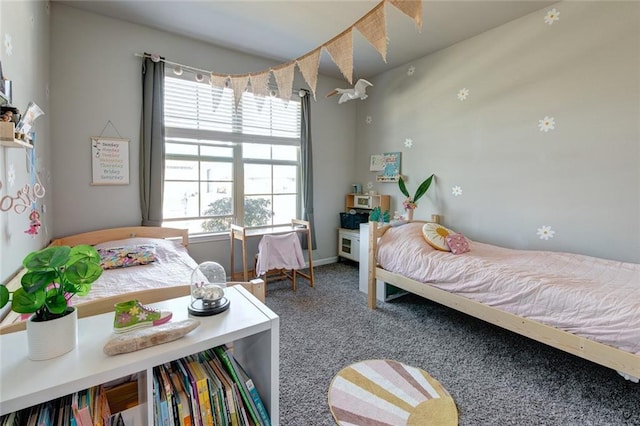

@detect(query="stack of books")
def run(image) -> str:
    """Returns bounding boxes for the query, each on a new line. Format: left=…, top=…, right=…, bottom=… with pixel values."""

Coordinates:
left=0, top=379, right=133, bottom=426
left=152, top=344, right=271, bottom=426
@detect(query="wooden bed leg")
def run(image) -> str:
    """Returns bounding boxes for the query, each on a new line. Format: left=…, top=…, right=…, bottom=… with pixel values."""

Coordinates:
left=368, top=221, right=377, bottom=309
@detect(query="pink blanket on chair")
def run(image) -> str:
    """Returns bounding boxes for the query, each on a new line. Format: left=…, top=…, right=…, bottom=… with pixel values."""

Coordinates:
left=256, top=232, right=306, bottom=276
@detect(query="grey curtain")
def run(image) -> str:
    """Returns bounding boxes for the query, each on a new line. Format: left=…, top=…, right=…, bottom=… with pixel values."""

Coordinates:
left=300, top=91, right=317, bottom=250
left=140, top=55, right=165, bottom=226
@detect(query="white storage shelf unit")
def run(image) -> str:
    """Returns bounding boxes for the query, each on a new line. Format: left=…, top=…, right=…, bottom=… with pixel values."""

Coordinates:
left=338, top=228, right=360, bottom=262
left=0, top=286, right=280, bottom=425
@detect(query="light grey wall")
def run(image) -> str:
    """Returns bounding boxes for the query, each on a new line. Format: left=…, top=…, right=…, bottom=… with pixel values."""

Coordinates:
left=0, top=0, right=52, bottom=283
left=355, top=1, right=639, bottom=263
left=49, top=4, right=355, bottom=272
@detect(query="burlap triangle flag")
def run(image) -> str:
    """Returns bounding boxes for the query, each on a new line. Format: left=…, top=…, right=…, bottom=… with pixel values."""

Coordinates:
left=210, top=73, right=228, bottom=89
left=296, top=48, right=321, bottom=99
left=324, top=29, right=353, bottom=84
left=209, top=73, right=229, bottom=112
left=230, top=75, right=250, bottom=109
left=355, top=2, right=387, bottom=62
left=250, top=72, right=270, bottom=98
left=388, top=0, right=422, bottom=31
left=272, top=62, right=296, bottom=101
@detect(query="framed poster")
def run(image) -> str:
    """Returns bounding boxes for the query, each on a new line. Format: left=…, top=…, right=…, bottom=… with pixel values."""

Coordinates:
left=91, top=137, right=130, bottom=185
left=376, top=152, right=401, bottom=182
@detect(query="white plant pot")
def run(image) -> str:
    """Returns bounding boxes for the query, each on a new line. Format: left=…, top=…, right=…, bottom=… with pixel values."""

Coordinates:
left=26, top=307, right=78, bottom=361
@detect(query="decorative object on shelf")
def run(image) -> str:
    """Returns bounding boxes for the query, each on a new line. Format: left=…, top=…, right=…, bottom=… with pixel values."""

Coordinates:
left=189, top=261, right=230, bottom=316
left=15, top=101, right=44, bottom=139
left=0, top=245, right=103, bottom=360
left=398, top=174, right=434, bottom=221
left=103, top=318, right=200, bottom=355
left=326, top=79, right=373, bottom=104
left=112, top=300, right=173, bottom=334
left=368, top=207, right=390, bottom=223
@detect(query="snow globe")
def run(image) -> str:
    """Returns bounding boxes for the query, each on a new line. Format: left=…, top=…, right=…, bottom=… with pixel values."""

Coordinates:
left=188, top=261, right=230, bottom=316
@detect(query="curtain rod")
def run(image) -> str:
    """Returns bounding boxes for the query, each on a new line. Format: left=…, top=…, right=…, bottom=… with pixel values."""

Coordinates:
left=134, top=53, right=211, bottom=75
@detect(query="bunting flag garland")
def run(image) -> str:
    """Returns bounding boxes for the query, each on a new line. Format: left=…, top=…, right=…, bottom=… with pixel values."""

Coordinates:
left=231, top=75, right=250, bottom=108
left=355, top=2, right=388, bottom=62
left=250, top=72, right=270, bottom=98
left=388, top=0, right=423, bottom=30
left=167, top=0, right=423, bottom=107
left=271, top=62, right=296, bottom=101
left=210, top=73, right=228, bottom=89
left=296, top=48, right=322, bottom=99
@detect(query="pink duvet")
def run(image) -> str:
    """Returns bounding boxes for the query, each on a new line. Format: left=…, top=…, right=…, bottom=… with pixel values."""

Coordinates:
left=377, top=223, right=640, bottom=355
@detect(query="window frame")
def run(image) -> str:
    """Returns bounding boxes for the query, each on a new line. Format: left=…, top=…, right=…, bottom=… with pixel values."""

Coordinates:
left=162, top=75, right=302, bottom=234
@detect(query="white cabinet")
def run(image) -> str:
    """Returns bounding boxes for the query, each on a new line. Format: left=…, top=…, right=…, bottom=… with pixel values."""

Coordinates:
left=338, top=228, right=360, bottom=261
left=0, top=286, right=280, bottom=425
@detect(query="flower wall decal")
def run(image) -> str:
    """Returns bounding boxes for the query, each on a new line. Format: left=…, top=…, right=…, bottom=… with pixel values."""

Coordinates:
left=544, top=8, right=560, bottom=25
left=537, top=225, right=556, bottom=240
left=366, top=115, right=372, bottom=124
left=366, top=181, right=374, bottom=190
left=4, top=34, right=13, bottom=56
left=452, top=186, right=463, bottom=197
left=457, top=88, right=469, bottom=101
left=407, top=65, right=415, bottom=76
left=538, top=116, right=556, bottom=132
left=404, top=138, right=413, bottom=148
left=7, top=163, right=16, bottom=187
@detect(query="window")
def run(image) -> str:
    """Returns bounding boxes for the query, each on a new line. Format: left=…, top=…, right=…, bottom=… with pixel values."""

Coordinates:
left=163, top=76, right=301, bottom=234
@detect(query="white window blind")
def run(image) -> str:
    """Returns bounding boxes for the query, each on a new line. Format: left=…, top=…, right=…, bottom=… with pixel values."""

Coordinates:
left=163, top=76, right=301, bottom=234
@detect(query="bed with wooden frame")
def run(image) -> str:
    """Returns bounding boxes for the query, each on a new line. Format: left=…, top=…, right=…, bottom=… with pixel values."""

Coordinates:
left=0, top=226, right=265, bottom=334
left=366, top=221, right=640, bottom=381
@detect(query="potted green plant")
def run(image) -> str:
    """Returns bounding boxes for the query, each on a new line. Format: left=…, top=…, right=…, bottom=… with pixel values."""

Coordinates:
left=398, top=174, right=434, bottom=221
left=0, top=244, right=103, bottom=360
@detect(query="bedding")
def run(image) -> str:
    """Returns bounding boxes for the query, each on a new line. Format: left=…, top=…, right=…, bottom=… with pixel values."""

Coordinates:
left=78, top=237, right=197, bottom=303
left=376, top=222, right=640, bottom=356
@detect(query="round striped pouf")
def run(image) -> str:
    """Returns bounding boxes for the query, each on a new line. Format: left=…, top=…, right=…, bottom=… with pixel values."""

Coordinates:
left=328, top=359, right=458, bottom=425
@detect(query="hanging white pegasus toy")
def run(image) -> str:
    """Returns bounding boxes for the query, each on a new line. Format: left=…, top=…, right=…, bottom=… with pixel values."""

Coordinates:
left=326, top=79, right=373, bottom=104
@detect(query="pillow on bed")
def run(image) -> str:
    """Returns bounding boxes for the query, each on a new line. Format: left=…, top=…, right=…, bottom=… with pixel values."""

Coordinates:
left=421, top=223, right=456, bottom=251
left=445, top=233, right=470, bottom=255
left=97, top=244, right=157, bottom=269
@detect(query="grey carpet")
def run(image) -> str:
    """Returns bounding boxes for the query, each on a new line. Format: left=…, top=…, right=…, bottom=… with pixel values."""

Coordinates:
left=263, top=262, right=640, bottom=426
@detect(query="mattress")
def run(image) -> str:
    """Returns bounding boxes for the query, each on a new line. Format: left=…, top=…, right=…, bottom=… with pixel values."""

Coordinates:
left=376, top=222, right=640, bottom=355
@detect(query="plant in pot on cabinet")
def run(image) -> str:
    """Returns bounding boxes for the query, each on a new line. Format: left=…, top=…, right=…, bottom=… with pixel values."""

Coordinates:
left=0, top=245, right=103, bottom=360
left=398, top=174, right=434, bottom=221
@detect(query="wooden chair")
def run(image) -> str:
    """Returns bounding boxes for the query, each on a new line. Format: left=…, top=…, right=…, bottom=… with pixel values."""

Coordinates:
left=254, top=219, right=315, bottom=293
left=0, top=280, right=265, bottom=335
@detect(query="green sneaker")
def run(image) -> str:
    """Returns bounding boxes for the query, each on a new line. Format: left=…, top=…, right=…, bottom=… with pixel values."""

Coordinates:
left=113, top=300, right=173, bottom=333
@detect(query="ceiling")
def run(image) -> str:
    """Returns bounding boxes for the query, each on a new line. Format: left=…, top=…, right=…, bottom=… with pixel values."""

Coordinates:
left=56, top=0, right=556, bottom=80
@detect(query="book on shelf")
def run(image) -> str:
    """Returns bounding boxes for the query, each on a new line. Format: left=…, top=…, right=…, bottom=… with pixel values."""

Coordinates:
left=212, top=346, right=262, bottom=426
left=187, top=355, right=215, bottom=426
left=175, top=358, right=203, bottom=426
left=206, top=354, right=240, bottom=426
left=231, top=357, right=271, bottom=426
left=169, top=368, right=193, bottom=426
left=197, top=354, right=227, bottom=426
left=158, top=364, right=178, bottom=426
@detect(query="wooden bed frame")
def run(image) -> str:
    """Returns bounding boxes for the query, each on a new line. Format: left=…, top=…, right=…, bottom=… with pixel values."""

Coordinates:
left=366, top=221, right=640, bottom=380
left=1, top=226, right=266, bottom=333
